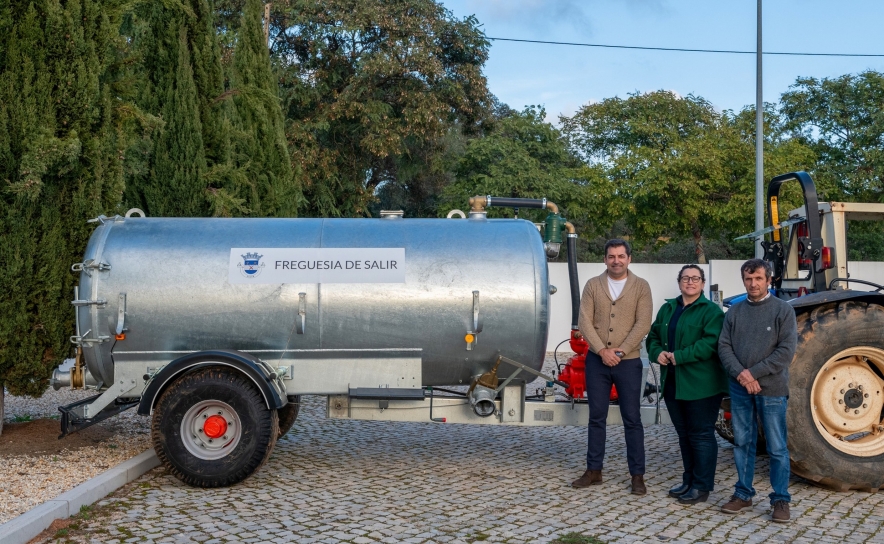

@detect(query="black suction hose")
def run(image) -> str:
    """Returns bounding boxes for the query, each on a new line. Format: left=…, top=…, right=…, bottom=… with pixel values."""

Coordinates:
left=486, top=197, right=546, bottom=209
left=567, top=234, right=580, bottom=330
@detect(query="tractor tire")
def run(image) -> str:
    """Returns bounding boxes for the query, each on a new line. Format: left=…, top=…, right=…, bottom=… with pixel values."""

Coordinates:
left=788, top=301, right=884, bottom=492
left=277, top=395, right=301, bottom=439
left=151, top=367, right=278, bottom=488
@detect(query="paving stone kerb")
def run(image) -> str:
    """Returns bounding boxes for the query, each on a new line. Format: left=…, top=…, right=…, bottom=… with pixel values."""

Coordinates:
left=42, top=396, right=884, bottom=544
left=0, top=449, right=159, bottom=544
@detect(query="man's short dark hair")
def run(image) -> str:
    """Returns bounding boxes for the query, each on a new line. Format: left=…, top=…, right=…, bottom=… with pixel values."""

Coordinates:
left=604, top=238, right=632, bottom=258
left=741, top=258, right=771, bottom=280
left=677, top=264, right=705, bottom=282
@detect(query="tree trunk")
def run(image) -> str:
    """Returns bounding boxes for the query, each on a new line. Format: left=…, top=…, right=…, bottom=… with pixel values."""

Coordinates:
left=0, top=384, right=5, bottom=436
left=692, top=223, right=707, bottom=264
left=263, top=3, right=271, bottom=45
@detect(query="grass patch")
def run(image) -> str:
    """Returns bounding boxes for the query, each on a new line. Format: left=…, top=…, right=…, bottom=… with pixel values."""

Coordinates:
left=552, top=533, right=605, bottom=544
left=12, top=414, right=32, bottom=422
left=467, top=533, right=491, bottom=543
left=53, top=528, right=69, bottom=537
left=76, top=504, right=93, bottom=520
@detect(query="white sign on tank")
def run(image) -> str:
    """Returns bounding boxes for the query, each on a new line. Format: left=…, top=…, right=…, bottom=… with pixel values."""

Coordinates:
left=228, top=248, right=406, bottom=284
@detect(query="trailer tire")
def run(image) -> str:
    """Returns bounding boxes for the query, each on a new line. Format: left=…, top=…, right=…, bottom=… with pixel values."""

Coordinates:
left=277, top=395, right=301, bottom=439
left=151, top=367, right=278, bottom=488
left=788, top=301, right=884, bottom=492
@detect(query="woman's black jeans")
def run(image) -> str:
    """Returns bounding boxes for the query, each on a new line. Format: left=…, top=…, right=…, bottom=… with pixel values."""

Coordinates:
left=663, top=376, right=723, bottom=492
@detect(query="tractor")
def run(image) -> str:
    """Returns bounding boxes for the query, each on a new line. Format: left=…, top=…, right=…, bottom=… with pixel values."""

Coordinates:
left=724, top=171, right=884, bottom=491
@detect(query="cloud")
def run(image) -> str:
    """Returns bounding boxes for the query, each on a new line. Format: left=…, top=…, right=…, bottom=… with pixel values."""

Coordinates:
left=473, top=0, right=593, bottom=32
left=461, top=0, right=669, bottom=33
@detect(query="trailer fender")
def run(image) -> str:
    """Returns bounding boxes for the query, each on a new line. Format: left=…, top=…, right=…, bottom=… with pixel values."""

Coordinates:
left=137, top=350, right=287, bottom=416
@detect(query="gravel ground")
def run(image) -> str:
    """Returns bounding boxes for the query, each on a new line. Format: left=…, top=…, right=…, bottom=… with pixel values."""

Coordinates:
left=0, top=386, right=151, bottom=525
left=0, top=351, right=652, bottom=528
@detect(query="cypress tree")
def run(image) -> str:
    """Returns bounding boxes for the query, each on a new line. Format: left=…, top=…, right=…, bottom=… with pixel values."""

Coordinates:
left=126, top=4, right=210, bottom=217
left=0, top=0, right=132, bottom=414
left=226, top=0, right=300, bottom=217
left=141, top=25, right=209, bottom=217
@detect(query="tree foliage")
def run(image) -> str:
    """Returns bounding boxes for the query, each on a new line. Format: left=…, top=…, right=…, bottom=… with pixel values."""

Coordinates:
left=125, top=0, right=298, bottom=218
left=226, top=0, right=299, bottom=217
left=442, top=105, right=593, bottom=223
left=270, top=0, right=491, bottom=217
left=781, top=71, right=884, bottom=203
left=561, top=91, right=815, bottom=263
left=0, top=0, right=133, bottom=395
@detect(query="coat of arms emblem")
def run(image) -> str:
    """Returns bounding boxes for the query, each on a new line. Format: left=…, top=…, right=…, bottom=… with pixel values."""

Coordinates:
left=238, top=252, right=265, bottom=278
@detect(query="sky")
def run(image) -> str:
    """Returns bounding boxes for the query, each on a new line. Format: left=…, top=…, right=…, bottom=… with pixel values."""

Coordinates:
left=440, top=0, right=884, bottom=122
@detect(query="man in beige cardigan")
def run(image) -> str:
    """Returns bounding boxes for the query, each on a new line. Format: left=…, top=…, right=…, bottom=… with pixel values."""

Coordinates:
left=571, top=239, right=653, bottom=494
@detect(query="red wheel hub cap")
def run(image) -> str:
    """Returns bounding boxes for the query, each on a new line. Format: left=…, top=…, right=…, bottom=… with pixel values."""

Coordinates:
left=203, top=415, right=228, bottom=439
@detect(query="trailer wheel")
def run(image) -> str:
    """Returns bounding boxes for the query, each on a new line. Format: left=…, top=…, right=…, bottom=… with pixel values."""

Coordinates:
left=789, top=301, right=884, bottom=491
left=151, top=367, right=278, bottom=487
left=277, top=395, right=301, bottom=439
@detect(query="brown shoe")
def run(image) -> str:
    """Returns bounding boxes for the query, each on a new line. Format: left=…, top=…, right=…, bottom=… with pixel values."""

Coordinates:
left=571, top=469, right=602, bottom=488
left=721, top=495, right=753, bottom=514
left=630, top=474, right=647, bottom=495
left=771, top=501, right=791, bottom=523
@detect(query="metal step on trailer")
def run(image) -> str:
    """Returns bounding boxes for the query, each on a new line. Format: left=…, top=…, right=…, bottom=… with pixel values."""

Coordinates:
left=348, top=387, right=427, bottom=409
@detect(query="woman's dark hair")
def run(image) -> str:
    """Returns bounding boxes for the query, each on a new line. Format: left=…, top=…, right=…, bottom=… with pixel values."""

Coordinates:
left=677, top=264, right=705, bottom=282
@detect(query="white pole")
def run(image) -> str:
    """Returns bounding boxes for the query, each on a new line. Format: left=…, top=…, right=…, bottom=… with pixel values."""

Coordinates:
left=755, top=0, right=764, bottom=258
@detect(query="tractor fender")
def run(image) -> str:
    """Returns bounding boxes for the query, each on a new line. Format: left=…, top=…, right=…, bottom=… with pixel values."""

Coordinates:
left=789, top=289, right=884, bottom=314
left=137, top=350, right=287, bottom=416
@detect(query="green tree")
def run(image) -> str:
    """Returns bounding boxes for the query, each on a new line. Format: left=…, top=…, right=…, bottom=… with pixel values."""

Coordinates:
left=780, top=71, right=884, bottom=261
left=271, top=0, right=491, bottom=217
left=124, top=1, right=216, bottom=217
left=225, top=0, right=299, bottom=217
left=0, top=0, right=135, bottom=399
left=561, top=91, right=815, bottom=263
left=781, top=71, right=884, bottom=202
left=144, top=25, right=209, bottom=216
left=443, top=105, right=592, bottom=222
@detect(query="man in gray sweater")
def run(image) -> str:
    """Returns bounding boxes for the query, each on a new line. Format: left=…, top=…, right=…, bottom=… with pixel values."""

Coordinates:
left=718, top=259, right=797, bottom=523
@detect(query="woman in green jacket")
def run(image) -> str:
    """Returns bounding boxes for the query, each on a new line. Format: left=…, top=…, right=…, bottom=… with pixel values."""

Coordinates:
left=647, top=264, right=728, bottom=505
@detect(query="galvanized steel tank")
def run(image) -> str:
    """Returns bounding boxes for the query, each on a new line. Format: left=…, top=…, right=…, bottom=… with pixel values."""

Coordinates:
left=73, top=215, right=550, bottom=392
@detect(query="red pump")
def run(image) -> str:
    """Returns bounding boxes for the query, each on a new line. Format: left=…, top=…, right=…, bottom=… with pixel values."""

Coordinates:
left=559, top=330, right=587, bottom=399
left=559, top=330, right=619, bottom=401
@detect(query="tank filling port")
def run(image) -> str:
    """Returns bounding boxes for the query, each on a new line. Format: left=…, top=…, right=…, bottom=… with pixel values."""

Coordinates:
left=468, top=385, right=497, bottom=417
left=50, top=349, right=99, bottom=390
left=467, top=358, right=502, bottom=417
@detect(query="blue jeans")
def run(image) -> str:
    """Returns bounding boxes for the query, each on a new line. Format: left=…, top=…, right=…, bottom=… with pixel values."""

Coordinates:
left=729, top=380, right=791, bottom=505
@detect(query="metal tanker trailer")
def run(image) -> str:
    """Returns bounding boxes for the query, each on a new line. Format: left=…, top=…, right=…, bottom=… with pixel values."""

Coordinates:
left=52, top=197, right=586, bottom=487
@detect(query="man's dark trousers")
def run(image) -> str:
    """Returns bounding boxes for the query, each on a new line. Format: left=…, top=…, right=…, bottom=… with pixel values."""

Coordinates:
left=585, top=351, right=645, bottom=475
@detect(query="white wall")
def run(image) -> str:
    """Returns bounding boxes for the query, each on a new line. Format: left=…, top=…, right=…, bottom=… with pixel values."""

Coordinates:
left=709, top=260, right=747, bottom=302
left=547, top=263, right=710, bottom=352
left=844, top=262, right=884, bottom=291
left=546, top=261, right=884, bottom=352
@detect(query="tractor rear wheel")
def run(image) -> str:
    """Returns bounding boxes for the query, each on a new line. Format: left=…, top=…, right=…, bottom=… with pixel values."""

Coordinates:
left=788, top=301, right=884, bottom=491
left=151, top=367, right=278, bottom=487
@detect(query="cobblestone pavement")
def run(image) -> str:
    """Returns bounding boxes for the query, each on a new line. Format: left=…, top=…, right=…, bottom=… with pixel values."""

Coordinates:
left=39, top=395, right=884, bottom=544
